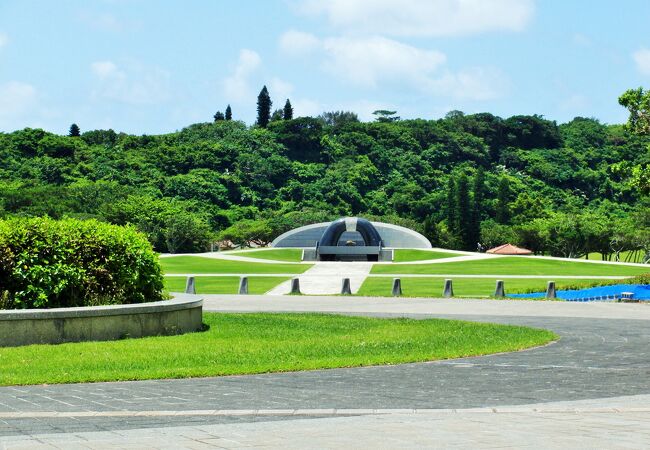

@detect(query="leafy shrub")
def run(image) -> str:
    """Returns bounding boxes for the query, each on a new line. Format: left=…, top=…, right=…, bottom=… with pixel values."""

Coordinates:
left=0, top=217, right=164, bottom=309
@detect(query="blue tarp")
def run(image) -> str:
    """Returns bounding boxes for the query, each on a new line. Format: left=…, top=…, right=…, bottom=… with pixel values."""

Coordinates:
left=508, top=284, right=650, bottom=301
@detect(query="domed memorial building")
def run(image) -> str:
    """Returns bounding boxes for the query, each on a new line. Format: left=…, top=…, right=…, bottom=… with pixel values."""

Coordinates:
left=271, top=217, right=431, bottom=261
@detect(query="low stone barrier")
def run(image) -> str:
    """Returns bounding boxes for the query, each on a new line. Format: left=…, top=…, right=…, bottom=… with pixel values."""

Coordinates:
left=0, top=295, right=203, bottom=347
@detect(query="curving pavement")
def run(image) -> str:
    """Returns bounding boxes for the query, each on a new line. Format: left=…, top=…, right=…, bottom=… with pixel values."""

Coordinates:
left=1, top=297, right=650, bottom=448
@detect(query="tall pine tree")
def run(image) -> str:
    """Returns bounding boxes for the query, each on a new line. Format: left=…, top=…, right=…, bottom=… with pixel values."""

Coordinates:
left=456, top=174, right=473, bottom=250
left=256, top=85, right=272, bottom=128
left=225, top=104, right=232, bottom=120
left=496, top=177, right=511, bottom=224
left=283, top=99, right=293, bottom=120
left=470, top=167, right=485, bottom=248
left=446, top=178, right=457, bottom=233
left=69, top=123, right=80, bottom=137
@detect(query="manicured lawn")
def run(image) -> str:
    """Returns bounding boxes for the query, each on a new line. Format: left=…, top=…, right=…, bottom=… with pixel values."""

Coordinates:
left=0, top=313, right=556, bottom=385
left=233, top=248, right=303, bottom=262
left=357, top=277, right=609, bottom=298
left=165, top=276, right=290, bottom=294
left=160, top=256, right=311, bottom=274
left=393, top=249, right=459, bottom=262
left=371, top=256, right=647, bottom=276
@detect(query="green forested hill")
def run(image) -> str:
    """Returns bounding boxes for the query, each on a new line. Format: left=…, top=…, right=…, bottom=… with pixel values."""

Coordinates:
left=0, top=112, right=648, bottom=260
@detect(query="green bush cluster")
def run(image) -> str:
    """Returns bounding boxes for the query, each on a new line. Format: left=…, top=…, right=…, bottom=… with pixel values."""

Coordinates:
left=0, top=217, right=164, bottom=309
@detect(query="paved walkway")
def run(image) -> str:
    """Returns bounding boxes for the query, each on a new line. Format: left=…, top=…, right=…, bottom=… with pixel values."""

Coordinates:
left=3, top=402, right=649, bottom=449
left=266, top=262, right=373, bottom=295
left=1, top=298, right=650, bottom=447
left=201, top=294, right=650, bottom=319
left=160, top=248, right=650, bottom=267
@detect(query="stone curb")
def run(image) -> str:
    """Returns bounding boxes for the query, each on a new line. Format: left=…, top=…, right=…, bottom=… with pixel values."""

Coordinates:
left=0, top=295, right=202, bottom=320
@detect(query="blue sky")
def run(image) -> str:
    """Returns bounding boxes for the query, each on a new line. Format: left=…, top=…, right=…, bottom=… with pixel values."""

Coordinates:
left=1, top=0, right=649, bottom=134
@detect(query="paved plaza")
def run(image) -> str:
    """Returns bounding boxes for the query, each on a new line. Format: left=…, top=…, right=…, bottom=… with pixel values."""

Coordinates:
left=1, top=297, right=649, bottom=448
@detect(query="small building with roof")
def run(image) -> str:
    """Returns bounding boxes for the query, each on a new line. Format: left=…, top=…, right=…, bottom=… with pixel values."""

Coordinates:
left=486, top=243, right=533, bottom=255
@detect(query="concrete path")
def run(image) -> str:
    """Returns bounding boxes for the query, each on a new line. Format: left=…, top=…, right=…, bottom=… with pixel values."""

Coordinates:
left=266, top=262, right=373, bottom=295
left=201, top=294, right=650, bottom=319
left=2, top=401, right=649, bottom=449
left=2, top=300, right=650, bottom=447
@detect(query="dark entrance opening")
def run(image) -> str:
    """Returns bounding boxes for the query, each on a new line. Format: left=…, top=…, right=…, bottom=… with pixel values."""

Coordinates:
left=317, top=218, right=383, bottom=261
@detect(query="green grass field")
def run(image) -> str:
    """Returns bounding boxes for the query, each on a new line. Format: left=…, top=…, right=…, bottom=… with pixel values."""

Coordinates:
left=371, top=256, right=647, bottom=276
left=165, top=276, right=290, bottom=294
left=393, top=249, right=459, bottom=262
left=160, top=256, right=310, bottom=274
left=0, top=313, right=556, bottom=385
left=232, top=248, right=303, bottom=262
left=357, top=277, right=608, bottom=298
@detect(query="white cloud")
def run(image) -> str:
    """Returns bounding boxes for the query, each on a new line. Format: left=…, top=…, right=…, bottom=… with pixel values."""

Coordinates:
left=291, top=98, right=321, bottom=117
left=91, top=60, right=123, bottom=79
left=297, top=0, right=534, bottom=37
left=222, top=49, right=262, bottom=102
left=279, top=30, right=321, bottom=56
left=90, top=60, right=171, bottom=105
left=426, top=67, right=509, bottom=100
left=633, top=48, right=650, bottom=76
left=0, top=81, right=37, bottom=119
left=0, top=81, right=43, bottom=130
left=269, top=77, right=294, bottom=104
left=268, top=78, right=321, bottom=117
left=0, top=33, right=8, bottom=48
left=322, top=36, right=446, bottom=87
left=279, top=32, right=507, bottom=101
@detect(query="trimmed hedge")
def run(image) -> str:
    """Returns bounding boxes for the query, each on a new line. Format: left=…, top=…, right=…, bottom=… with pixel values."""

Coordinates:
left=0, top=217, right=164, bottom=309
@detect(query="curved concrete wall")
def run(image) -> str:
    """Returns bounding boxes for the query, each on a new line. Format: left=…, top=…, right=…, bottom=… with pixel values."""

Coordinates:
left=272, top=221, right=431, bottom=249
left=0, top=296, right=203, bottom=347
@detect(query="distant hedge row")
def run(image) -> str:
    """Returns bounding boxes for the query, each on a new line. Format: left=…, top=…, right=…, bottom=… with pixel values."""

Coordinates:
left=0, top=217, right=164, bottom=309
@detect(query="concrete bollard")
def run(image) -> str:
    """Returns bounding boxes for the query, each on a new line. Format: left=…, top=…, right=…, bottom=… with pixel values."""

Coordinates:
left=238, top=276, right=249, bottom=295
left=290, top=278, right=301, bottom=295
left=546, top=281, right=556, bottom=299
left=341, top=278, right=352, bottom=295
left=494, top=280, right=505, bottom=298
left=443, top=279, right=454, bottom=298
left=392, top=278, right=402, bottom=296
left=185, top=276, right=196, bottom=294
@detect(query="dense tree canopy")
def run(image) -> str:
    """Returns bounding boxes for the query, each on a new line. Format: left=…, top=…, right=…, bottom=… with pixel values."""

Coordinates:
left=0, top=108, right=648, bottom=260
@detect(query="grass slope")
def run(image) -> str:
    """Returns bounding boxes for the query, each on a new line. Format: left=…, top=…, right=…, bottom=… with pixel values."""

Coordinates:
left=371, top=256, right=647, bottom=276
left=0, top=313, right=555, bottom=385
left=233, top=248, right=303, bottom=262
left=358, top=277, right=607, bottom=298
left=393, top=249, right=459, bottom=262
left=160, top=256, right=310, bottom=274
left=165, top=276, right=290, bottom=294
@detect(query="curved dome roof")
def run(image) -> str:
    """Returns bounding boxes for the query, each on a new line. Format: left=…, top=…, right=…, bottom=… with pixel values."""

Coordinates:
left=271, top=217, right=431, bottom=249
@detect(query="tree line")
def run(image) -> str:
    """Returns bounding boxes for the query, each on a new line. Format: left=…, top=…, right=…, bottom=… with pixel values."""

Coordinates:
left=0, top=89, right=648, bottom=262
